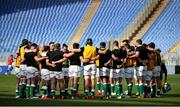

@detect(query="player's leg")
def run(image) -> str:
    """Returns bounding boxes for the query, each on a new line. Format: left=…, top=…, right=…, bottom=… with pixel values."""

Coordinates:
left=19, top=65, right=27, bottom=98
left=69, top=66, right=74, bottom=99
left=91, top=74, right=96, bottom=99
left=115, top=77, right=121, bottom=99
left=102, top=76, right=107, bottom=98
left=84, top=75, right=90, bottom=99
left=145, top=71, right=152, bottom=98
left=106, top=70, right=111, bottom=98
left=58, top=72, right=65, bottom=100
left=109, top=69, right=115, bottom=96
left=25, top=67, right=31, bottom=99
left=35, top=72, right=41, bottom=97
left=125, top=67, right=133, bottom=97
left=96, top=68, right=101, bottom=95
left=15, top=77, right=20, bottom=98
left=50, top=71, right=56, bottom=99
left=119, top=68, right=124, bottom=98
left=31, top=76, right=37, bottom=98
left=90, top=64, right=96, bottom=99
left=136, top=66, right=145, bottom=98
left=73, top=66, right=81, bottom=98
left=83, top=65, right=90, bottom=99
left=15, top=67, right=21, bottom=98
left=156, top=66, right=161, bottom=97
left=134, top=67, right=140, bottom=96
left=70, top=76, right=74, bottom=99
left=30, top=68, right=38, bottom=99
left=64, top=68, right=69, bottom=96
left=73, top=69, right=80, bottom=99
left=76, top=76, right=80, bottom=97
left=103, top=67, right=110, bottom=99
left=41, top=69, right=50, bottom=99
left=31, top=67, right=39, bottom=99
left=152, top=66, right=161, bottom=97
left=26, top=77, right=31, bottom=99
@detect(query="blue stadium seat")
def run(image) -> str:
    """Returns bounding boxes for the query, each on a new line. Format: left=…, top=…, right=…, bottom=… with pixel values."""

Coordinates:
left=142, top=0, right=180, bottom=53
left=79, top=0, right=149, bottom=47
left=0, top=0, right=91, bottom=53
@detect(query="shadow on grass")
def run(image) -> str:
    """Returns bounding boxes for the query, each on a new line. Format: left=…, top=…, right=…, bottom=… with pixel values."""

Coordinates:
left=0, top=93, right=14, bottom=97
left=161, top=93, right=180, bottom=98
left=0, top=96, right=180, bottom=106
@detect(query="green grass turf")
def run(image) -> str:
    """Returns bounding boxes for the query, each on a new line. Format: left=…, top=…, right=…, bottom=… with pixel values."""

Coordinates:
left=0, top=74, right=180, bottom=106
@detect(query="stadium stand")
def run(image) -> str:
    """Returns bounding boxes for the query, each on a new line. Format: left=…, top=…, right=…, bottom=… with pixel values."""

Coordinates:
left=0, top=0, right=92, bottom=53
left=79, top=0, right=150, bottom=47
left=129, top=0, right=169, bottom=45
left=68, top=0, right=101, bottom=48
left=142, top=0, right=180, bottom=53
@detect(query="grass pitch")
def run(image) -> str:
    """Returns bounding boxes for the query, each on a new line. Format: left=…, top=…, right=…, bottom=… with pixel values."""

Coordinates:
left=0, top=74, right=180, bottom=106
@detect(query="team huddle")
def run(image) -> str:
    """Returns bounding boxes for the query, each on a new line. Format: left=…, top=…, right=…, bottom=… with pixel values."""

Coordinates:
left=13, top=38, right=162, bottom=100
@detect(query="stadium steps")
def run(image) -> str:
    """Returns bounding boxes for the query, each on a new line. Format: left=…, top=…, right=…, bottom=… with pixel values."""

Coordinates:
left=68, top=0, right=101, bottom=48
left=163, top=41, right=180, bottom=59
left=119, top=0, right=158, bottom=44
left=130, top=0, right=169, bottom=45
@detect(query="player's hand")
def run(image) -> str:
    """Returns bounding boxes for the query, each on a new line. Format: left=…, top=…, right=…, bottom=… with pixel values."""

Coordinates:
left=90, top=60, right=94, bottom=63
left=82, top=59, right=90, bottom=63
left=51, top=64, right=56, bottom=67
left=43, top=56, right=48, bottom=59
left=91, top=57, right=96, bottom=61
left=117, top=65, right=122, bottom=68
left=104, top=63, right=108, bottom=67
left=52, top=61, right=56, bottom=65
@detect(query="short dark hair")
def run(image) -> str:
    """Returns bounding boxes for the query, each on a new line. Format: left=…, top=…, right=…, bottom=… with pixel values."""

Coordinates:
left=157, top=48, right=161, bottom=52
left=73, top=43, right=79, bottom=49
left=44, top=46, right=49, bottom=51
left=148, top=42, right=155, bottom=49
left=100, top=42, right=106, bottom=48
left=20, top=39, right=29, bottom=48
left=63, top=43, right=68, bottom=48
left=22, top=39, right=28, bottom=44
left=113, top=40, right=119, bottom=46
left=49, top=42, right=55, bottom=45
left=86, top=38, right=93, bottom=45
left=31, top=43, right=38, bottom=48
left=142, top=43, right=147, bottom=47
left=55, top=43, right=61, bottom=49
left=136, top=39, right=142, bottom=45
left=122, top=39, right=129, bottom=44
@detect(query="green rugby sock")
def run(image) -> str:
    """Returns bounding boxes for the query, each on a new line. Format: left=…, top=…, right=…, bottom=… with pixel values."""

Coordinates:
left=111, top=84, right=115, bottom=94
left=128, top=84, right=132, bottom=96
left=96, top=82, right=101, bottom=92
left=26, top=84, right=30, bottom=98
left=139, top=84, right=144, bottom=96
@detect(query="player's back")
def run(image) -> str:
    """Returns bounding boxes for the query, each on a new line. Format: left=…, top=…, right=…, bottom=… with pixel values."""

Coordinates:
left=83, top=45, right=97, bottom=59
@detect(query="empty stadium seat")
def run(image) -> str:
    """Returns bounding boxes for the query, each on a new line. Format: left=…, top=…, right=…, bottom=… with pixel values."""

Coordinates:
left=79, top=0, right=150, bottom=47
left=142, top=0, right=180, bottom=53
left=0, top=0, right=92, bottom=53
